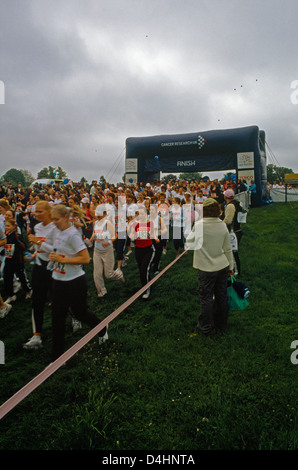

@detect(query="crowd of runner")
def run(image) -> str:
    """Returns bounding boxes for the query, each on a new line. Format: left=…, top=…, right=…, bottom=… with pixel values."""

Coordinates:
left=0, top=176, right=248, bottom=359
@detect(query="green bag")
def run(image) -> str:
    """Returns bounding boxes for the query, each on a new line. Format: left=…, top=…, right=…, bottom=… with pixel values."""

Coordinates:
left=227, top=276, right=250, bottom=311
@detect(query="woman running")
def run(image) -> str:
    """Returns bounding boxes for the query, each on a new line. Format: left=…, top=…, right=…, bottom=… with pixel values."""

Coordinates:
left=3, top=218, right=32, bottom=303
left=128, top=206, right=159, bottom=299
left=149, top=204, right=167, bottom=275
left=23, top=201, right=58, bottom=349
left=48, top=204, right=108, bottom=362
left=91, top=204, right=125, bottom=298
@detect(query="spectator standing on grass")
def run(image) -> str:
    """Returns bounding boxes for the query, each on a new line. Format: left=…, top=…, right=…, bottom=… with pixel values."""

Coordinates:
left=22, top=201, right=58, bottom=350
left=222, top=189, right=243, bottom=276
left=186, top=198, right=234, bottom=335
left=48, top=204, right=108, bottom=362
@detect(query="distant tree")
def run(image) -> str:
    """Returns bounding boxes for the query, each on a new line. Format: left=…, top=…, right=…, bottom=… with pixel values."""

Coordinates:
left=178, top=172, right=203, bottom=181
left=99, top=175, right=106, bottom=188
left=20, top=169, right=35, bottom=187
left=161, top=174, right=177, bottom=184
left=37, top=166, right=56, bottom=179
left=56, top=166, right=67, bottom=179
left=266, top=164, right=294, bottom=184
left=0, top=168, right=25, bottom=187
left=37, top=166, right=67, bottom=179
left=80, top=177, right=87, bottom=183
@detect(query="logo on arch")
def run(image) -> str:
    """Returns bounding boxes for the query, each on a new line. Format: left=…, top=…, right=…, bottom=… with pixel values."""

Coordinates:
left=198, top=135, right=206, bottom=149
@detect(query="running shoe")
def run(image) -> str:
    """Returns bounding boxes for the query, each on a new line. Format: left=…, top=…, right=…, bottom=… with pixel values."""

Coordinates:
left=116, top=268, right=126, bottom=283
left=23, top=335, right=43, bottom=349
left=13, top=280, right=21, bottom=294
left=142, top=292, right=150, bottom=299
left=72, top=318, right=82, bottom=332
left=5, top=295, right=16, bottom=304
left=0, top=303, right=12, bottom=318
left=98, top=289, right=107, bottom=298
left=98, top=326, right=109, bottom=345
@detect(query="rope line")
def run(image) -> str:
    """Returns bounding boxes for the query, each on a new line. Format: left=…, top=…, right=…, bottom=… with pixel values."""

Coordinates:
left=0, top=249, right=189, bottom=420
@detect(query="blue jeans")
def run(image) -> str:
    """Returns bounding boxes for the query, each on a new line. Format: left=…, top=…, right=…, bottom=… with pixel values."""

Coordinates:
left=197, top=267, right=229, bottom=334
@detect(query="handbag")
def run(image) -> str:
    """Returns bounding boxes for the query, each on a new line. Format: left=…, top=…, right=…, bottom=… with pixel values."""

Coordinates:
left=227, top=276, right=250, bottom=311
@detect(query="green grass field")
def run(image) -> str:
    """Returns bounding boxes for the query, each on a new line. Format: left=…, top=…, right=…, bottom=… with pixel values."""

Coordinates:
left=0, top=202, right=297, bottom=450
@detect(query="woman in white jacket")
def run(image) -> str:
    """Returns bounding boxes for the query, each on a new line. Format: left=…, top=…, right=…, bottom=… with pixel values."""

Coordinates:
left=186, top=198, right=234, bottom=335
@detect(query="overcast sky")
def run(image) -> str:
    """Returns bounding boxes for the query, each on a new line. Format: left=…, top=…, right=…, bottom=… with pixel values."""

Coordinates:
left=0, top=0, right=297, bottom=184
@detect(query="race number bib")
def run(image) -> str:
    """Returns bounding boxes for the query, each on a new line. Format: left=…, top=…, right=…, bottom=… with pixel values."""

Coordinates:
left=4, top=244, right=15, bottom=258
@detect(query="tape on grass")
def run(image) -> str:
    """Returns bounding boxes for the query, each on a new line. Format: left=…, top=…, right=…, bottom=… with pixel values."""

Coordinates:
left=0, top=250, right=188, bottom=420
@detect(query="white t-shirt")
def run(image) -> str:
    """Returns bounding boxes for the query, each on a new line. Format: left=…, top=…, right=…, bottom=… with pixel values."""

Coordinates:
left=51, top=226, right=86, bottom=281
left=169, top=205, right=185, bottom=227
left=34, top=222, right=58, bottom=265
left=93, top=219, right=113, bottom=251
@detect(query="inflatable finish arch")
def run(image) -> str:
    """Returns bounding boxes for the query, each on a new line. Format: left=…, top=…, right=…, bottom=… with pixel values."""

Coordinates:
left=125, top=125, right=267, bottom=206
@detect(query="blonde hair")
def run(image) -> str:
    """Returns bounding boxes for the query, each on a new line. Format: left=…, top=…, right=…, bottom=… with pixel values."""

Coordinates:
left=51, top=204, right=71, bottom=218
left=35, top=200, right=52, bottom=212
left=71, top=204, right=88, bottom=227
left=0, top=198, right=12, bottom=211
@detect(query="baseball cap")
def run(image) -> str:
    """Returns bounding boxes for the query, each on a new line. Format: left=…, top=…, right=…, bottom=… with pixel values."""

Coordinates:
left=95, top=204, right=107, bottom=216
left=203, top=198, right=218, bottom=207
left=223, top=189, right=235, bottom=198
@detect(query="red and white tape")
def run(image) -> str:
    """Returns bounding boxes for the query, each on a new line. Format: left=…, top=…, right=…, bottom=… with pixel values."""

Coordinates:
left=0, top=250, right=188, bottom=420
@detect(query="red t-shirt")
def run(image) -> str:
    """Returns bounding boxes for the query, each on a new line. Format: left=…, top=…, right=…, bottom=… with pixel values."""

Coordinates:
left=133, top=221, right=154, bottom=247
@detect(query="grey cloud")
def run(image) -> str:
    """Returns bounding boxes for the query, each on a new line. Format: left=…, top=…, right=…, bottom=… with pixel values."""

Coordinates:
left=0, top=0, right=297, bottom=183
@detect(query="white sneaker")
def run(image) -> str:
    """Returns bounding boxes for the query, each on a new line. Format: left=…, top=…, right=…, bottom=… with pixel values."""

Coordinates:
left=98, top=289, right=107, bottom=298
left=116, top=268, right=125, bottom=284
left=5, top=295, right=16, bottom=304
left=162, top=248, right=167, bottom=255
left=98, top=326, right=109, bottom=345
left=13, top=280, right=21, bottom=294
left=23, top=335, right=43, bottom=349
left=0, top=303, right=12, bottom=318
left=142, top=292, right=150, bottom=299
left=72, top=318, right=82, bottom=332
left=125, top=251, right=132, bottom=257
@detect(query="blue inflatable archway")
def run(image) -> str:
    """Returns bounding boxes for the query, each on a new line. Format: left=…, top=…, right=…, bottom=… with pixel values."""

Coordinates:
left=125, top=125, right=267, bottom=206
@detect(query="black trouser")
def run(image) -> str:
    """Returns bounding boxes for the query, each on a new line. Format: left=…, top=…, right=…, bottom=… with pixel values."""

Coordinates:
left=134, top=245, right=155, bottom=295
left=3, top=259, right=31, bottom=297
left=233, top=230, right=243, bottom=275
left=51, top=274, right=106, bottom=361
left=31, top=260, right=52, bottom=334
left=152, top=237, right=163, bottom=272
left=197, top=267, right=229, bottom=334
left=114, top=238, right=126, bottom=261
left=173, top=226, right=185, bottom=251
